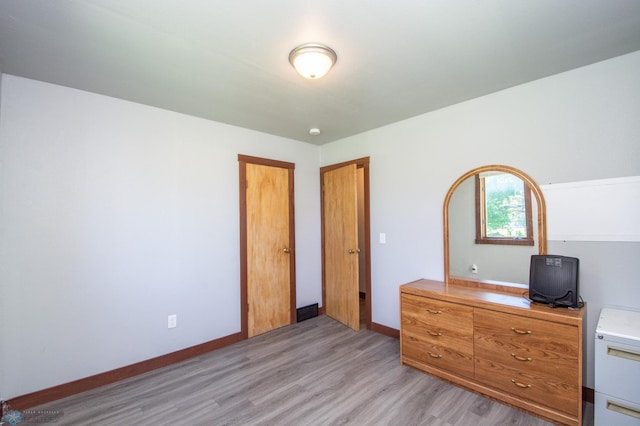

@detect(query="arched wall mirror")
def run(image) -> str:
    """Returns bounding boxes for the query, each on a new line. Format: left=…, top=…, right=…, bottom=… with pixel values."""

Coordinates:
left=444, top=165, right=547, bottom=289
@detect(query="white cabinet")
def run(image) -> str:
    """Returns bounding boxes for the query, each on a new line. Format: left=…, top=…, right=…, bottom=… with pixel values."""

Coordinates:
left=595, top=307, right=640, bottom=425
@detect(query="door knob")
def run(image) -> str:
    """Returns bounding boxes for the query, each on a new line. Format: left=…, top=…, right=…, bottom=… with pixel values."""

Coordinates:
left=348, top=248, right=360, bottom=254
left=283, top=248, right=291, bottom=254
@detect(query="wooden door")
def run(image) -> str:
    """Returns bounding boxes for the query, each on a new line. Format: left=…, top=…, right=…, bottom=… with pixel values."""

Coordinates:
left=323, top=163, right=360, bottom=330
left=239, top=155, right=296, bottom=338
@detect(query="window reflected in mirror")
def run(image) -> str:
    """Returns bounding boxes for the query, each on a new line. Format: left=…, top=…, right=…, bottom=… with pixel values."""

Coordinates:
left=475, top=172, right=534, bottom=246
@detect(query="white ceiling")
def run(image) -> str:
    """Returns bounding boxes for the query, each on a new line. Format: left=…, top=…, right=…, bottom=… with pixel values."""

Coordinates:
left=1, top=1, right=640, bottom=145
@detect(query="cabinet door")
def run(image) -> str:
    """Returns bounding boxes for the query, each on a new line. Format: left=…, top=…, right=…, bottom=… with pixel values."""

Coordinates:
left=474, top=309, right=580, bottom=416
left=401, top=294, right=474, bottom=377
left=595, top=392, right=640, bottom=426
left=595, top=337, right=640, bottom=403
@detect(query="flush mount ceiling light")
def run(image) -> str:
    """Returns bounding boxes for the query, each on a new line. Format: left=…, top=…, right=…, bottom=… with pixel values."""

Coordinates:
left=289, top=43, right=337, bottom=79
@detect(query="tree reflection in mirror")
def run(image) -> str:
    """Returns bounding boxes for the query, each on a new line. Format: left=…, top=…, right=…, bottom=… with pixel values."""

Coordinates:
left=475, top=172, right=534, bottom=246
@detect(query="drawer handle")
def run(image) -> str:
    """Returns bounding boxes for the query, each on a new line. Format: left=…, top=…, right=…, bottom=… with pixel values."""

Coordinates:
left=427, top=330, right=442, bottom=337
left=426, top=309, right=442, bottom=314
left=511, top=327, right=532, bottom=335
left=511, top=379, right=532, bottom=389
left=608, top=346, right=640, bottom=363
left=607, top=400, right=640, bottom=419
left=427, top=352, right=442, bottom=359
left=511, top=353, right=532, bottom=362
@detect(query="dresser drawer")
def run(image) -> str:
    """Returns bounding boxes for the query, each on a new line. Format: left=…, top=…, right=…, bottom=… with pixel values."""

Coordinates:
left=474, top=309, right=580, bottom=416
left=474, top=310, right=579, bottom=382
left=401, top=293, right=473, bottom=333
left=402, top=331, right=474, bottom=378
left=475, top=357, right=579, bottom=416
left=401, top=294, right=474, bottom=377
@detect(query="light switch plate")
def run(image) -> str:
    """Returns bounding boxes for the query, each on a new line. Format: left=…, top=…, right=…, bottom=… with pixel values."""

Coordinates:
left=168, top=314, right=177, bottom=328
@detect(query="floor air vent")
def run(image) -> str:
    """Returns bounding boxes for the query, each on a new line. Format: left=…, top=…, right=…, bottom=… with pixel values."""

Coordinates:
left=296, top=303, right=318, bottom=322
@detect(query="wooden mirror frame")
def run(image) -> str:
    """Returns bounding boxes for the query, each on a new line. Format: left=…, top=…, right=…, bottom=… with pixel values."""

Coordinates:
left=444, top=165, right=547, bottom=288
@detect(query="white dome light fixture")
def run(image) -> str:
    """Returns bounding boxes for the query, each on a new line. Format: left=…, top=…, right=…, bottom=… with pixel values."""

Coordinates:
left=289, top=43, right=337, bottom=79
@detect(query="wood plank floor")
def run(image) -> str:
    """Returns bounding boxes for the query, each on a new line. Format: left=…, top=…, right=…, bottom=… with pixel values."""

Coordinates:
left=32, top=315, right=593, bottom=425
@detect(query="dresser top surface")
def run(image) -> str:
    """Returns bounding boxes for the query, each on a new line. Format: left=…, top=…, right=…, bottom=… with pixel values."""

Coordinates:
left=401, top=279, right=584, bottom=323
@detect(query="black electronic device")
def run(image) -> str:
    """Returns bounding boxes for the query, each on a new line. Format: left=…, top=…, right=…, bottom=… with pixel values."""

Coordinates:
left=529, top=255, right=579, bottom=308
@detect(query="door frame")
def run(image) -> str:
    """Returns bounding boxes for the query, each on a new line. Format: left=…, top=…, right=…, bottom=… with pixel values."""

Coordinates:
left=238, top=154, right=297, bottom=339
left=320, top=157, right=371, bottom=329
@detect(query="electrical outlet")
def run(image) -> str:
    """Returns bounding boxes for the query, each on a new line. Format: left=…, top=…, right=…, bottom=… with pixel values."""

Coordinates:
left=168, top=314, right=177, bottom=328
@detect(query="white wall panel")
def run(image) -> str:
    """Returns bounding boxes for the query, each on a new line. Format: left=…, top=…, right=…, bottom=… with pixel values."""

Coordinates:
left=542, top=177, right=640, bottom=242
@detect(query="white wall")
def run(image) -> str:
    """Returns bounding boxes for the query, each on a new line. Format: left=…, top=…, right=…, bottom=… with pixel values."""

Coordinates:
left=0, top=75, right=321, bottom=399
left=321, top=50, right=640, bottom=388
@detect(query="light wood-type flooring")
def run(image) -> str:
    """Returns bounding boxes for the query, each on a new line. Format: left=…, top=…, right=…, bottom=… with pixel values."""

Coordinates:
left=33, top=315, right=593, bottom=425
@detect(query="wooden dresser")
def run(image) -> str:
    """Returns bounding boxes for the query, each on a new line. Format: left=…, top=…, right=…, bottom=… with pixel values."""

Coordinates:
left=400, top=279, right=584, bottom=426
